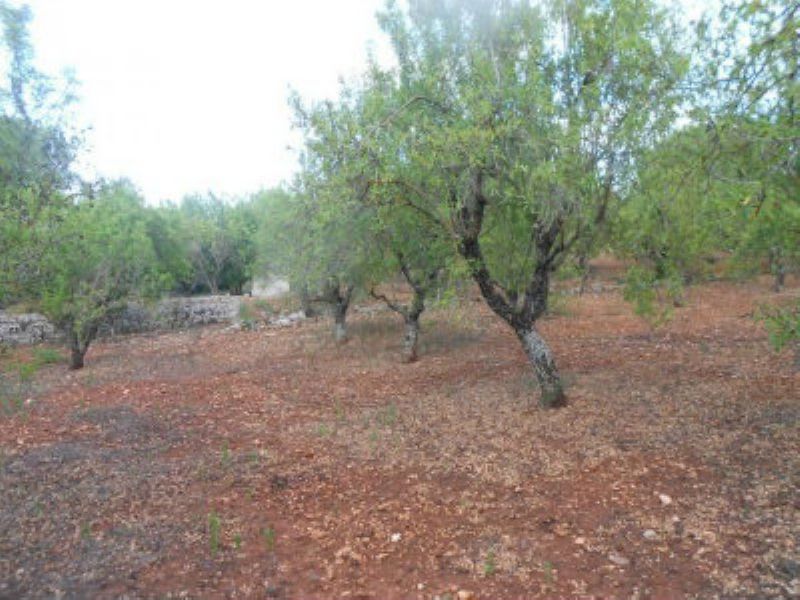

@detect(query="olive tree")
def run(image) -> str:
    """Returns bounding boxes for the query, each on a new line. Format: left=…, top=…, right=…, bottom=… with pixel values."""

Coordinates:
left=38, top=183, right=164, bottom=369
left=349, top=0, right=689, bottom=406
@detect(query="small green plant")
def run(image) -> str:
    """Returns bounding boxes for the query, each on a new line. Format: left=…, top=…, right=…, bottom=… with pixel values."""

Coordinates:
left=545, top=291, right=572, bottom=318
left=15, top=361, right=38, bottom=383
left=758, top=302, right=800, bottom=353
left=32, top=347, right=62, bottom=365
left=220, top=443, right=232, bottom=466
left=80, top=523, right=92, bottom=541
left=1, top=394, right=23, bottom=415
left=233, top=533, right=242, bottom=550
left=253, top=299, right=274, bottom=314
left=542, top=560, right=554, bottom=583
left=316, top=422, right=332, bottom=437
left=262, top=525, right=276, bottom=551
left=238, top=303, right=259, bottom=331
left=377, top=403, right=398, bottom=428
left=368, top=429, right=379, bottom=445
left=483, top=549, right=497, bottom=576
left=208, top=511, right=221, bottom=556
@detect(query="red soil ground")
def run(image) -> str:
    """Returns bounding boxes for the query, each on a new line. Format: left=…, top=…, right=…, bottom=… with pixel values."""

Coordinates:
left=1, top=275, right=798, bottom=599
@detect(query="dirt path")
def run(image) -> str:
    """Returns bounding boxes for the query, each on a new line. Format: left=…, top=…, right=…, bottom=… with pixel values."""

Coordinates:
left=1, top=279, right=798, bottom=598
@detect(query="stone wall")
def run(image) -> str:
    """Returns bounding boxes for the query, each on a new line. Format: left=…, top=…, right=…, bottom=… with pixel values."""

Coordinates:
left=0, top=296, right=243, bottom=346
left=99, top=296, right=242, bottom=336
left=0, top=312, right=57, bottom=345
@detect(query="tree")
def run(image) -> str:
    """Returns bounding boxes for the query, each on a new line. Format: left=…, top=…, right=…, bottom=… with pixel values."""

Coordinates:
left=367, top=201, right=451, bottom=363
left=38, top=183, right=165, bottom=369
left=179, top=194, right=257, bottom=295
left=612, top=125, right=743, bottom=318
left=339, top=0, right=689, bottom=406
left=0, top=1, right=80, bottom=305
left=279, top=90, right=389, bottom=344
left=722, top=0, right=800, bottom=356
left=145, top=202, right=194, bottom=294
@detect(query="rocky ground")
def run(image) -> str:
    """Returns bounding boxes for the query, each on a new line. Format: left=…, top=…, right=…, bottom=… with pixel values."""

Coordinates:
left=0, top=275, right=798, bottom=599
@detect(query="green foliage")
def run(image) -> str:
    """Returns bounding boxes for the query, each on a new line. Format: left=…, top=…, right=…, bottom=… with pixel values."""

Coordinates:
left=261, top=525, right=276, bottom=551
left=622, top=265, right=680, bottom=326
left=290, top=0, right=690, bottom=397
left=207, top=511, right=221, bottom=557
left=758, top=302, right=800, bottom=353
left=32, top=347, right=62, bottom=365
left=176, top=193, right=260, bottom=295
left=0, top=1, right=81, bottom=306
left=371, top=0, right=687, bottom=309
left=35, top=182, right=166, bottom=366
left=483, top=549, right=497, bottom=576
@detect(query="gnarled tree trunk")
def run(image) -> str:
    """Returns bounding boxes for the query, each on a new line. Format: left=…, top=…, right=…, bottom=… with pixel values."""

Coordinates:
left=402, top=314, right=421, bottom=363
left=371, top=263, right=431, bottom=363
left=67, top=325, right=97, bottom=370
left=454, top=171, right=572, bottom=408
left=515, top=326, right=566, bottom=408
left=770, top=247, right=786, bottom=292
left=299, top=284, right=317, bottom=318
left=333, top=302, right=349, bottom=344
left=321, top=279, right=354, bottom=344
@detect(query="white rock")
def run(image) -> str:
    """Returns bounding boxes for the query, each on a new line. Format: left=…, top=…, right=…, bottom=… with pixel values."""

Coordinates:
left=609, top=552, right=630, bottom=566
left=658, top=493, right=672, bottom=506
left=390, top=532, right=402, bottom=543
left=643, top=529, right=658, bottom=541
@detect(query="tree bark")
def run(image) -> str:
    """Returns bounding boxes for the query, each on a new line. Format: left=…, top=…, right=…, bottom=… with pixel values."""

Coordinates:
left=578, top=253, right=591, bottom=295
left=452, top=171, right=568, bottom=408
left=402, top=313, right=420, bottom=363
left=770, top=247, right=786, bottom=292
left=299, top=285, right=317, bottom=318
left=68, top=330, right=89, bottom=370
left=515, top=326, right=566, bottom=408
left=325, top=281, right=353, bottom=344
left=333, top=305, right=348, bottom=344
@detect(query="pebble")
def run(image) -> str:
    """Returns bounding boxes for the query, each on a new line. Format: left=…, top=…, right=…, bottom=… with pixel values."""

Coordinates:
left=643, top=529, right=658, bottom=541
left=457, top=591, right=475, bottom=600
left=658, top=493, right=672, bottom=506
left=390, top=532, right=402, bottom=543
left=609, top=552, right=630, bottom=567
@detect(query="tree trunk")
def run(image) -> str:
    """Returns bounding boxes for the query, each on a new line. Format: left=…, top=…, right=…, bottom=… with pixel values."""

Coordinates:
left=323, top=280, right=353, bottom=344
left=402, top=314, right=420, bottom=363
left=515, top=326, right=566, bottom=408
left=770, top=247, right=786, bottom=292
left=578, top=253, right=591, bottom=295
left=300, top=285, right=317, bottom=318
left=333, top=305, right=348, bottom=344
left=774, top=269, right=787, bottom=292
left=453, top=170, right=566, bottom=408
left=68, top=331, right=89, bottom=370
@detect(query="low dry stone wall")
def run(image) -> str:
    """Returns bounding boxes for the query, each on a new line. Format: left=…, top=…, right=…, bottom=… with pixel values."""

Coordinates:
left=0, top=312, right=56, bottom=345
left=98, top=296, right=242, bottom=336
left=0, top=296, right=242, bottom=345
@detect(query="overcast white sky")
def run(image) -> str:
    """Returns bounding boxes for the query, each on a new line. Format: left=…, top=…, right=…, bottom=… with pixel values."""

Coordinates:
left=23, top=0, right=391, bottom=203
left=20, top=0, right=711, bottom=205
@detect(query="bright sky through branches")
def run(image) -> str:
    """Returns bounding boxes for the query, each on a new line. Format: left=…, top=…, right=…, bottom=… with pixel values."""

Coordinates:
left=19, top=0, right=711, bottom=204
left=23, top=0, right=390, bottom=203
